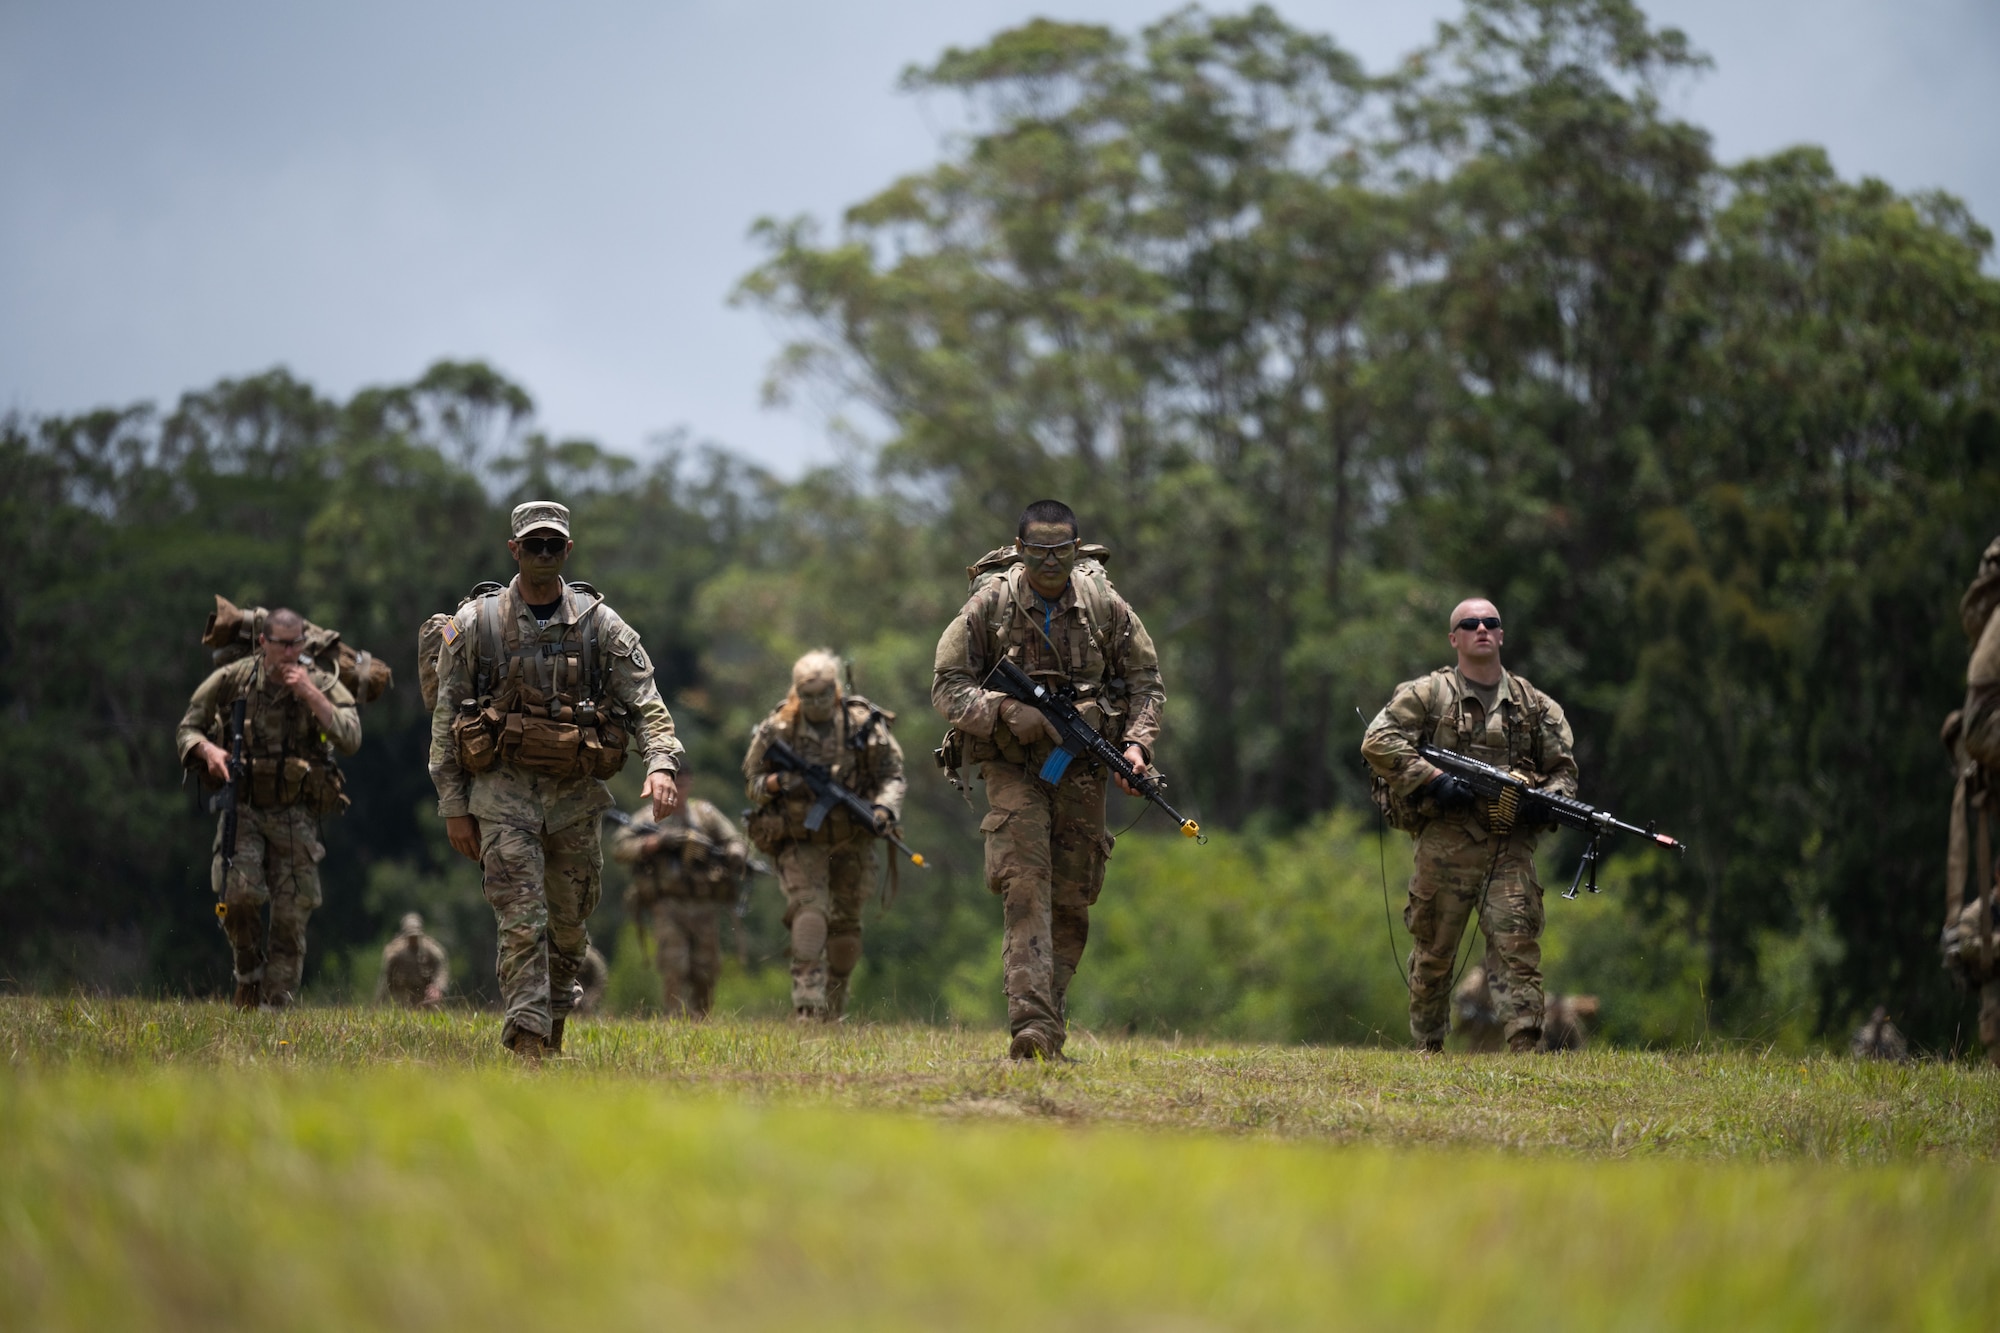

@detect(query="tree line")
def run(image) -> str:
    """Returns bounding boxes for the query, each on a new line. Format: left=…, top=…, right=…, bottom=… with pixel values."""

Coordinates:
left=3, top=0, right=1996, bottom=1045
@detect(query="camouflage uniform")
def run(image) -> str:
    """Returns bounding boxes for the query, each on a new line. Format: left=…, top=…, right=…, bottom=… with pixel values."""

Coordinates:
left=376, top=913, right=450, bottom=1008
left=1363, top=666, right=1577, bottom=1050
left=744, top=692, right=906, bottom=1019
left=610, top=798, right=746, bottom=1018
left=932, top=561, right=1164, bottom=1057
left=1945, top=536, right=2000, bottom=1067
left=177, top=655, right=361, bottom=1007
left=428, top=575, right=683, bottom=1050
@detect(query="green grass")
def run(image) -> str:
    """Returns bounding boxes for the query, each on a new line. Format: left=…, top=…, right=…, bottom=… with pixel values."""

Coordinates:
left=4, top=998, right=1998, bottom=1330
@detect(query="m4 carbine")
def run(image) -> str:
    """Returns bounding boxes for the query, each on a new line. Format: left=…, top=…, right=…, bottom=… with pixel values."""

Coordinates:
left=604, top=806, right=773, bottom=877
left=986, top=657, right=1202, bottom=842
left=1416, top=743, right=1684, bottom=898
left=762, top=738, right=927, bottom=869
left=210, top=696, right=247, bottom=922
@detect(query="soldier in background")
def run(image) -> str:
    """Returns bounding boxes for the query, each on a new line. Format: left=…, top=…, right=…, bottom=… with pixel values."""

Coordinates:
left=376, top=912, right=450, bottom=1008
left=1944, top=535, right=2000, bottom=1067
left=1363, top=598, right=1578, bottom=1054
left=932, top=499, right=1167, bottom=1061
left=744, top=650, right=906, bottom=1022
left=1850, top=1006, right=1910, bottom=1061
left=428, top=501, right=685, bottom=1061
left=610, top=776, right=748, bottom=1018
left=178, top=607, right=361, bottom=1009
left=1453, top=963, right=1598, bottom=1052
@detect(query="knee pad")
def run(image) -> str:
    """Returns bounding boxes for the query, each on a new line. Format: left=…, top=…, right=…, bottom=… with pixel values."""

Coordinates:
left=792, top=910, right=828, bottom=962
left=827, top=934, right=862, bottom=977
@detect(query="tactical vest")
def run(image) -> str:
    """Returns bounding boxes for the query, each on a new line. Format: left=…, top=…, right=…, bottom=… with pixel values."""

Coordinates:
left=444, top=581, right=632, bottom=782
left=745, top=696, right=897, bottom=852
left=207, top=659, right=350, bottom=816
left=1371, top=668, right=1550, bottom=834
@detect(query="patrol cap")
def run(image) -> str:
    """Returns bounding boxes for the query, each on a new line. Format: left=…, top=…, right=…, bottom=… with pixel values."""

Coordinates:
left=511, top=500, right=571, bottom=539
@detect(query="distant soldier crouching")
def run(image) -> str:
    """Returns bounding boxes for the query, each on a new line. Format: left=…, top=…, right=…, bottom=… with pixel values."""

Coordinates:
left=377, top=912, right=450, bottom=1008
left=178, top=607, right=361, bottom=1009
left=428, top=501, right=685, bottom=1060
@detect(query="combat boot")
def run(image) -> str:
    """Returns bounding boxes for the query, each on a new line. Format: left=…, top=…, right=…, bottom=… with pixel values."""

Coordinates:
left=1418, top=1038, right=1445, bottom=1055
left=1008, top=1029, right=1050, bottom=1062
left=510, top=1030, right=547, bottom=1064
left=1507, top=1028, right=1542, bottom=1054
left=232, top=981, right=259, bottom=1010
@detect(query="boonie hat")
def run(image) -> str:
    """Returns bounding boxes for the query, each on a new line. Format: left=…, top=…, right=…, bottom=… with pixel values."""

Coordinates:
left=511, top=500, right=571, bottom=539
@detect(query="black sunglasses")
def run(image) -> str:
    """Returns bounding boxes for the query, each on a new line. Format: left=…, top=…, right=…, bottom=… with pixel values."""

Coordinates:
left=1454, top=616, right=1502, bottom=632
left=518, top=536, right=568, bottom=557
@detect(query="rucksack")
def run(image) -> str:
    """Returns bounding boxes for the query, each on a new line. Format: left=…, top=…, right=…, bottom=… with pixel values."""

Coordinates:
left=201, top=594, right=393, bottom=705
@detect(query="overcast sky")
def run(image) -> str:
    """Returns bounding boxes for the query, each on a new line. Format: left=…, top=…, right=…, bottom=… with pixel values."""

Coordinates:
left=3, top=1, right=1995, bottom=473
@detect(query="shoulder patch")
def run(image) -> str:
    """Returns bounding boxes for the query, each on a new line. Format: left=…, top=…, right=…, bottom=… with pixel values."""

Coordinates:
left=440, top=620, right=460, bottom=647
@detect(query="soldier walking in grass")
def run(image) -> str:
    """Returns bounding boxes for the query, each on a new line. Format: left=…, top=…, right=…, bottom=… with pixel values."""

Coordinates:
left=376, top=912, right=450, bottom=1008
left=1363, top=598, right=1578, bottom=1054
left=611, top=777, right=748, bottom=1018
left=743, top=650, right=907, bottom=1022
left=1942, top=534, right=2000, bottom=1066
left=932, top=499, right=1167, bottom=1061
left=178, top=607, right=361, bottom=1010
left=428, top=501, right=684, bottom=1061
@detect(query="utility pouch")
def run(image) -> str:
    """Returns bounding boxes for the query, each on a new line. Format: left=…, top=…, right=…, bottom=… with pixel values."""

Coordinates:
left=514, top=717, right=582, bottom=778
left=744, top=803, right=788, bottom=856
left=589, top=716, right=630, bottom=779
left=1370, top=772, right=1422, bottom=833
left=279, top=755, right=313, bottom=805
left=248, top=757, right=283, bottom=809
left=453, top=707, right=500, bottom=774
left=301, top=762, right=350, bottom=817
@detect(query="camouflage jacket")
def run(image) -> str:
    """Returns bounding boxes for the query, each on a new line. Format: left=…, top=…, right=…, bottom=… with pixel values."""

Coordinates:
left=1362, top=665, right=1577, bottom=839
left=176, top=656, right=362, bottom=789
left=427, top=577, right=683, bottom=833
left=931, top=562, right=1165, bottom=765
left=743, top=695, right=907, bottom=841
left=610, top=797, right=746, bottom=902
left=375, top=932, right=449, bottom=1003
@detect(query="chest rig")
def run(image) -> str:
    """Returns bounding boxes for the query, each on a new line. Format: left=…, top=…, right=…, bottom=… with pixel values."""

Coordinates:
left=753, top=698, right=895, bottom=848
left=450, top=582, right=632, bottom=781
left=1370, top=670, right=1546, bottom=834
left=219, top=661, right=348, bottom=815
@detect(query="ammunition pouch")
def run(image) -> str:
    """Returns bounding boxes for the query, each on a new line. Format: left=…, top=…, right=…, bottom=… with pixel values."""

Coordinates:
left=301, top=762, right=349, bottom=817
left=244, top=754, right=346, bottom=815
left=513, top=716, right=582, bottom=777
left=744, top=803, right=788, bottom=856
left=455, top=697, right=629, bottom=780
left=453, top=705, right=501, bottom=774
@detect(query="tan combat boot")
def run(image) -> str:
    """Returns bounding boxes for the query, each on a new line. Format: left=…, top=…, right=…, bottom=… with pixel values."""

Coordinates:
left=1507, top=1029, right=1542, bottom=1054
left=511, top=1030, right=547, bottom=1064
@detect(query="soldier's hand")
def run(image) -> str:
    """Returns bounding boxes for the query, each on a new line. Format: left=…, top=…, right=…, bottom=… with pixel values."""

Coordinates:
left=446, top=814, right=482, bottom=863
left=764, top=771, right=789, bottom=795
left=999, top=699, right=1058, bottom=746
left=1115, top=744, right=1149, bottom=798
left=644, top=770, right=682, bottom=821
left=196, top=740, right=231, bottom=784
left=1423, top=772, right=1477, bottom=813
left=872, top=805, right=893, bottom=834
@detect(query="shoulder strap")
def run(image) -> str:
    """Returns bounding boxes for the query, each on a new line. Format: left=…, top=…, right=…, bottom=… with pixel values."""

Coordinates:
left=476, top=591, right=504, bottom=698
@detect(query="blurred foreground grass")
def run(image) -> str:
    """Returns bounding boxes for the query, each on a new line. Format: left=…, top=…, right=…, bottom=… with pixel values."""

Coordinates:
left=3, top=998, right=1997, bottom=1330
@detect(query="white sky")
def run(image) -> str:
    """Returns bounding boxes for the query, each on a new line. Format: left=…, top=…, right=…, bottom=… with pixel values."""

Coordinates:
left=2, top=1, right=1995, bottom=474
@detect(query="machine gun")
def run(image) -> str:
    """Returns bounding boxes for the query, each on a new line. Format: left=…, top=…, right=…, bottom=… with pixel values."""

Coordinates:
left=986, top=657, right=1203, bottom=842
left=763, top=737, right=927, bottom=869
left=1416, top=743, right=1685, bottom=898
left=210, top=696, right=247, bottom=922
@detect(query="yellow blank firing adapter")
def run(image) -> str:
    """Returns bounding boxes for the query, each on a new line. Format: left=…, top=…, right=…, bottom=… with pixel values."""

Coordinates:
left=214, top=902, right=228, bottom=921
left=1180, top=820, right=1201, bottom=839
left=910, top=852, right=926, bottom=867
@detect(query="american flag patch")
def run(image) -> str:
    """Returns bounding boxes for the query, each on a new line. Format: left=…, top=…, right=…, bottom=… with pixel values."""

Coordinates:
left=440, top=621, right=460, bottom=647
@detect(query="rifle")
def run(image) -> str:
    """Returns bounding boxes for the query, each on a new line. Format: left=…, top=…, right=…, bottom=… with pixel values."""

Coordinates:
left=604, top=805, right=773, bottom=890
left=209, top=696, right=248, bottom=921
left=986, top=657, right=1203, bottom=842
left=762, top=737, right=927, bottom=868
left=1415, top=743, right=1685, bottom=899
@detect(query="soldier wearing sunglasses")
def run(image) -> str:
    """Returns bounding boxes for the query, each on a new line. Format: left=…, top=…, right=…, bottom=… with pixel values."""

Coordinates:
left=177, top=607, right=362, bottom=1009
left=1362, top=598, right=1577, bottom=1053
left=932, top=499, right=1167, bottom=1061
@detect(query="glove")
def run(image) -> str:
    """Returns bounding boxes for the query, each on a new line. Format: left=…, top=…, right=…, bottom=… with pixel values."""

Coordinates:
left=1423, top=772, right=1477, bottom=813
left=872, top=805, right=894, bottom=834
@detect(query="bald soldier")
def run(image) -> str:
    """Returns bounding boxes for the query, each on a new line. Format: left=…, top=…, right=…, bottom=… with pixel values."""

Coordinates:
left=743, top=650, right=906, bottom=1021
left=428, top=500, right=685, bottom=1060
left=178, top=607, right=361, bottom=1009
left=1363, top=598, right=1577, bottom=1053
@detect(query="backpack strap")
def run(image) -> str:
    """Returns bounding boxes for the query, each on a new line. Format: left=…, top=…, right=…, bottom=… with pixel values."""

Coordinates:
left=475, top=590, right=504, bottom=700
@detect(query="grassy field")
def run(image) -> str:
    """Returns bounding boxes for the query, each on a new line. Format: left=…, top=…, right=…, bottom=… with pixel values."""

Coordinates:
left=4, top=998, right=1997, bottom=1331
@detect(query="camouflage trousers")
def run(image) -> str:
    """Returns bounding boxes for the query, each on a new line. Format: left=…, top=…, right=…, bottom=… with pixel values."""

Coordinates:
left=775, top=840, right=874, bottom=1017
left=643, top=896, right=724, bottom=1018
left=211, top=803, right=325, bottom=1007
left=479, top=817, right=603, bottom=1048
left=1405, top=820, right=1545, bottom=1048
left=980, top=760, right=1113, bottom=1056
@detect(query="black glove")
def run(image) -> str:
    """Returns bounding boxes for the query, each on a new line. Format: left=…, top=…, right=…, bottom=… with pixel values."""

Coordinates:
left=1423, top=772, right=1477, bottom=813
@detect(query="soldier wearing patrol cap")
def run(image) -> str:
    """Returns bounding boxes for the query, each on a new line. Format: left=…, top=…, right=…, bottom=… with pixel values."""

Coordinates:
left=427, top=500, right=685, bottom=1060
